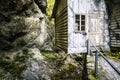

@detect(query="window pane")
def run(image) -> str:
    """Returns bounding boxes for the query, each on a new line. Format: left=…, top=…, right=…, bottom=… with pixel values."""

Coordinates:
left=75, top=14, right=80, bottom=31
left=76, top=21, right=80, bottom=25
left=75, top=14, right=85, bottom=31
left=81, top=15, right=85, bottom=20
left=81, top=26, right=85, bottom=31
left=81, top=21, right=85, bottom=25
left=75, top=15, right=80, bottom=20
left=75, top=21, right=80, bottom=31
left=81, top=15, right=85, bottom=31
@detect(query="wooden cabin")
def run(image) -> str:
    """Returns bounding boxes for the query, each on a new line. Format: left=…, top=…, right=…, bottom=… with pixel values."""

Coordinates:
left=106, top=0, right=120, bottom=51
left=52, top=0, right=110, bottom=53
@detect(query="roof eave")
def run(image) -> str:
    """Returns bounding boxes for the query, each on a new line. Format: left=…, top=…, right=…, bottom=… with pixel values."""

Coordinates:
left=51, top=0, right=60, bottom=18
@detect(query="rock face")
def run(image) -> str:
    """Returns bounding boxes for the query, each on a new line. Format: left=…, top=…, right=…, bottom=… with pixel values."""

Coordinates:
left=0, top=0, right=57, bottom=80
left=0, top=48, right=82, bottom=80
left=0, top=0, right=82, bottom=80
left=34, top=0, right=47, bottom=14
left=0, top=0, right=51, bottom=51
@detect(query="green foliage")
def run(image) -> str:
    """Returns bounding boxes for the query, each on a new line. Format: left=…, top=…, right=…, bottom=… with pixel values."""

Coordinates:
left=89, top=75, right=97, bottom=80
left=41, top=52, right=57, bottom=60
left=47, top=0, right=55, bottom=24
left=107, top=52, right=120, bottom=59
left=47, top=0, right=55, bottom=17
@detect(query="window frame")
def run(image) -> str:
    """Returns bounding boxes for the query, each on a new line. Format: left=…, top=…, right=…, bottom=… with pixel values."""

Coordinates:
left=74, top=14, right=86, bottom=32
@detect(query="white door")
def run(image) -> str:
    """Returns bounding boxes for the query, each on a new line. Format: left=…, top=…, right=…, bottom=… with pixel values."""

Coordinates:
left=89, top=14, right=103, bottom=46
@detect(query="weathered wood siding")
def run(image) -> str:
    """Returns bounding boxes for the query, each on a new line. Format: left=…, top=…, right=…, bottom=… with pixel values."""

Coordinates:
left=55, top=0, right=68, bottom=51
left=109, top=3, right=120, bottom=51
left=68, top=0, right=110, bottom=53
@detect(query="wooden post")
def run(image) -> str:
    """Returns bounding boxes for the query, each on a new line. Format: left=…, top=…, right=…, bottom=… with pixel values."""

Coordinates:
left=95, top=51, right=98, bottom=77
left=82, top=53, right=88, bottom=80
left=87, top=39, right=90, bottom=55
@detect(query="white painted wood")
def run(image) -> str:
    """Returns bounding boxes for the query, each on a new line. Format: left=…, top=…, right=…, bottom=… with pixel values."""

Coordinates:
left=67, top=0, right=110, bottom=53
left=89, top=13, right=103, bottom=46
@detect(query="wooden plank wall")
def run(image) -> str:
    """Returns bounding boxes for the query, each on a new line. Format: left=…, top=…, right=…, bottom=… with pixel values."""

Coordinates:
left=55, top=6, right=68, bottom=51
left=109, top=3, right=120, bottom=51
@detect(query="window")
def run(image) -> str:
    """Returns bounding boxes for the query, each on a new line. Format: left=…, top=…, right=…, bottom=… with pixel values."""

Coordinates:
left=75, top=14, right=86, bottom=31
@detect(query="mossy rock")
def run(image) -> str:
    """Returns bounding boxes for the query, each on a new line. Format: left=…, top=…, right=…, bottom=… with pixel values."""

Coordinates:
left=0, top=51, right=28, bottom=78
left=54, top=63, right=82, bottom=80
left=41, top=52, right=58, bottom=60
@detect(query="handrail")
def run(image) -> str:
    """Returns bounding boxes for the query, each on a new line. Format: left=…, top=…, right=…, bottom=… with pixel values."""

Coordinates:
left=87, top=39, right=120, bottom=77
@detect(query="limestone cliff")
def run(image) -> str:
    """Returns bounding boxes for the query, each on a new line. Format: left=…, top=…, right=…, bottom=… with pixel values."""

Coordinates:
left=0, top=0, right=54, bottom=79
left=0, top=0, right=51, bottom=51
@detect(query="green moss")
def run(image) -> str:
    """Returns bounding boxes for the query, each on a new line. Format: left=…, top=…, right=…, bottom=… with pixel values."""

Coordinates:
left=87, top=60, right=95, bottom=63
left=107, top=52, right=120, bottom=60
left=88, top=68, right=95, bottom=77
left=15, top=55, right=26, bottom=62
left=0, top=53, right=28, bottom=78
left=41, top=52, right=57, bottom=60
left=0, top=73, right=4, bottom=78
left=63, top=63, right=77, bottom=72
left=89, top=75, right=97, bottom=80
left=88, top=67, right=109, bottom=80
left=54, top=63, right=82, bottom=79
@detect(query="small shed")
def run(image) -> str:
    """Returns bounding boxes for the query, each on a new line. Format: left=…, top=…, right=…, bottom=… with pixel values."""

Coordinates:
left=52, top=0, right=110, bottom=53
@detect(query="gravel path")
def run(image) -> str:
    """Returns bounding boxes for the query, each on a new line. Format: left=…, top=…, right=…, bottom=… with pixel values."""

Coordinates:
left=87, top=55, right=120, bottom=80
left=99, top=57, right=120, bottom=80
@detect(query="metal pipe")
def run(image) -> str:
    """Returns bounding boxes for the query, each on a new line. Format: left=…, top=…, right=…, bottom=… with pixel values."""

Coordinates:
left=87, top=39, right=90, bottom=55
left=95, top=51, right=98, bottom=77
left=99, top=52, right=120, bottom=76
